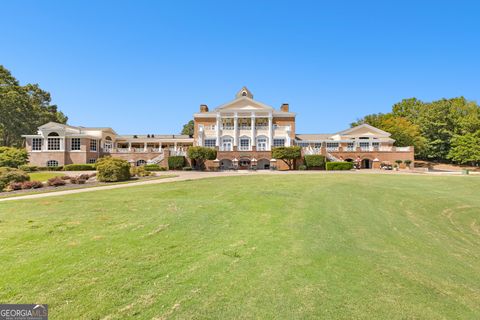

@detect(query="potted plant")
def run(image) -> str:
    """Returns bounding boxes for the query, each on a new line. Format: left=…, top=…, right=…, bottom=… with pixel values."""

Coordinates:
left=395, top=160, right=403, bottom=170
left=404, top=159, right=412, bottom=169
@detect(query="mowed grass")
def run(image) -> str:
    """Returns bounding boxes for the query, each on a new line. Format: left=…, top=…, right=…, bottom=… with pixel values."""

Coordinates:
left=0, top=174, right=479, bottom=319
left=28, top=171, right=64, bottom=182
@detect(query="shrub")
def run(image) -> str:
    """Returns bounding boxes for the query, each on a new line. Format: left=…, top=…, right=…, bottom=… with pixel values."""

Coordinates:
left=96, top=157, right=131, bottom=182
left=168, top=156, right=185, bottom=170
left=19, top=165, right=39, bottom=172
left=395, top=160, right=403, bottom=165
left=304, top=155, right=326, bottom=169
left=0, top=167, right=30, bottom=191
left=0, top=147, right=29, bottom=168
left=326, top=162, right=354, bottom=171
left=47, top=177, right=67, bottom=187
left=63, top=164, right=96, bottom=171
left=37, top=166, right=63, bottom=171
left=144, top=164, right=163, bottom=171
left=70, top=177, right=78, bottom=184
left=404, top=159, right=412, bottom=167
left=22, top=181, right=43, bottom=189
left=9, top=181, right=23, bottom=190
left=78, top=173, right=90, bottom=180
left=298, top=164, right=307, bottom=170
left=77, top=178, right=86, bottom=184
left=182, top=166, right=193, bottom=171
left=130, top=166, right=151, bottom=177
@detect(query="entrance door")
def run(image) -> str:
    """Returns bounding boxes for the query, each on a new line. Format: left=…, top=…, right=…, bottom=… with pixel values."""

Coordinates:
left=361, top=159, right=371, bottom=169
left=239, top=159, right=251, bottom=169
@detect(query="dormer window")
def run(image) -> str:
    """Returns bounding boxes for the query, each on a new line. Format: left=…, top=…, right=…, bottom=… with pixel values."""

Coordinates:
left=48, top=132, right=59, bottom=136
left=242, top=91, right=247, bottom=96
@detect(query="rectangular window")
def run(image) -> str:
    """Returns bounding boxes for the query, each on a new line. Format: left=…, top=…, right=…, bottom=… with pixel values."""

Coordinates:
left=326, top=142, right=339, bottom=148
left=273, top=138, right=285, bottom=147
left=314, top=143, right=322, bottom=148
left=297, top=142, right=309, bottom=147
left=71, top=138, right=81, bottom=151
left=90, top=139, right=97, bottom=151
left=204, top=139, right=216, bottom=148
left=47, top=138, right=61, bottom=150
left=372, top=142, right=380, bottom=148
left=88, top=158, right=97, bottom=164
left=32, top=138, right=42, bottom=151
left=239, top=138, right=250, bottom=150
left=347, top=142, right=355, bottom=150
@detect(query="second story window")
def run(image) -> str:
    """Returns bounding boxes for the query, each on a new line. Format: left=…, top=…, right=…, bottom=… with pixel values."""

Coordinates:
left=273, top=138, right=285, bottom=147
left=32, top=138, right=42, bottom=151
left=204, top=139, right=216, bottom=148
left=90, top=139, right=97, bottom=151
left=71, top=138, right=81, bottom=151
left=47, top=138, right=61, bottom=150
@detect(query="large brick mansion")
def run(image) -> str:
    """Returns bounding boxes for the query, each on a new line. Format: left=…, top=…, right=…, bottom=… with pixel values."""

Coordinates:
left=23, top=87, right=414, bottom=170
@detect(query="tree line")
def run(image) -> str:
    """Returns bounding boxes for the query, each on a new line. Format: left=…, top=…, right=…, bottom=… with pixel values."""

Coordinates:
left=0, top=65, right=67, bottom=147
left=351, top=97, right=480, bottom=165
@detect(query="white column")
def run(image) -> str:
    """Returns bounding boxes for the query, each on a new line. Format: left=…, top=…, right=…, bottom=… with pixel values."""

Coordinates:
left=144, top=142, right=147, bottom=152
left=60, top=138, right=65, bottom=151
left=251, top=112, right=256, bottom=147
left=159, top=142, right=162, bottom=151
left=233, top=112, right=238, bottom=147
left=174, top=141, right=177, bottom=151
left=216, top=114, right=221, bottom=147
left=128, top=142, right=132, bottom=151
left=268, top=115, right=273, bottom=151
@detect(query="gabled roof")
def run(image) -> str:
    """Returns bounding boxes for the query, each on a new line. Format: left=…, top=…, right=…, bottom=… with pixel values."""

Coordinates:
left=38, top=122, right=117, bottom=135
left=215, top=96, right=275, bottom=112
left=335, top=123, right=391, bottom=137
left=296, top=134, right=333, bottom=141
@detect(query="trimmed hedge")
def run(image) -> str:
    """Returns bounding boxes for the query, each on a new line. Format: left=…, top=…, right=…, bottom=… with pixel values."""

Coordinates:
left=168, top=156, right=185, bottom=170
left=37, top=166, right=64, bottom=171
left=304, top=155, right=326, bottom=169
left=19, top=165, right=39, bottom=172
left=144, top=164, right=167, bottom=171
left=96, top=158, right=131, bottom=182
left=0, top=167, right=30, bottom=191
left=326, top=162, right=354, bottom=171
left=298, top=164, right=307, bottom=170
left=63, top=164, right=96, bottom=171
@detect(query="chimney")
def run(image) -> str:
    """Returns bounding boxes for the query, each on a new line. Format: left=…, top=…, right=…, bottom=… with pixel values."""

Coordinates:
left=280, top=103, right=289, bottom=112
left=200, top=104, right=209, bottom=113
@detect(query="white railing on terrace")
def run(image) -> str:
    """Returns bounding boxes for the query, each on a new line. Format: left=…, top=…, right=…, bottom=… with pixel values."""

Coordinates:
left=255, top=125, right=268, bottom=130
left=303, top=147, right=322, bottom=155
left=239, top=126, right=251, bottom=130
left=219, top=147, right=233, bottom=151
left=326, top=147, right=339, bottom=152
left=379, top=146, right=393, bottom=151
left=238, top=146, right=251, bottom=151
left=221, top=126, right=234, bottom=130
left=396, top=146, right=411, bottom=151
left=116, top=148, right=130, bottom=153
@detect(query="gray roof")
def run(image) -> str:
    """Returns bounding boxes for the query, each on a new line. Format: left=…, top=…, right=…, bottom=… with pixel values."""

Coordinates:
left=118, top=134, right=191, bottom=139
left=295, top=134, right=333, bottom=141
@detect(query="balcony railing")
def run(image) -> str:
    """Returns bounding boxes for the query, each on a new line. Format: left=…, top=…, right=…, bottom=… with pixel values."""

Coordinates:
left=238, top=146, right=251, bottom=151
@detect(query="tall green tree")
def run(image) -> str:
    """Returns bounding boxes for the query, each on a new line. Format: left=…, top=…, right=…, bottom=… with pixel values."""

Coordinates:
left=0, top=65, right=67, bottom=147
left=272, top=146, right=302, bottom=170
left=181, top=120, right=194, bottom=137
left=353, top=96, right=480, bottom=162
left=447, top=131, right=480, bottom=165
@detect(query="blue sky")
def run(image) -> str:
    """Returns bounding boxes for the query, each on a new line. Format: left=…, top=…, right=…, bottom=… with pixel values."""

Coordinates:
left=1, top=0, right=479, bottom=134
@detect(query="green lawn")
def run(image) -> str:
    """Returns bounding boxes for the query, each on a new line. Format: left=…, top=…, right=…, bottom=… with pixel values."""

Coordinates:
left=28, top=171, right=64, bottom=182
left=1, top=174, right=479, bottom=319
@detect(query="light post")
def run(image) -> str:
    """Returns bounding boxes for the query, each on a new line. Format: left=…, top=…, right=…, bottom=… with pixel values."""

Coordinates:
left=251, top=157, right=257, bottom=171
left=232, top=158, right=238, bottom=170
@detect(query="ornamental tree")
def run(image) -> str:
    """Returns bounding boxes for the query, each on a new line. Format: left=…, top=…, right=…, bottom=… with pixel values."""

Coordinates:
left=272, top=146, right=302, bottom=170
left=187, top=146, right=216, bottom=170
left=0, top=147, right=28, bottom=168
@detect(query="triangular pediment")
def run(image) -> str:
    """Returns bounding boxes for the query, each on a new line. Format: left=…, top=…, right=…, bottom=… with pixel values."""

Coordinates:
left=215, top=97, right=274, bottom=112
left=336, top=124, right=391, bottom=137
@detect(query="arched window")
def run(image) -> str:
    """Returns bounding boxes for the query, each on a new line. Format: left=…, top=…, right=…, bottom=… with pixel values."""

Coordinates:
left=239, top=136, right=251, bottom=151
left=136, top=159, right=146, bottom=166
left=104, top=136, right=113, bottom=151
left=47, top=160, right=59, bottom=167
left=48, top=132, right=59, bottom=136
left=221, top=136, right=233, bottom=151
left=256, top=136, right=268, bottom=151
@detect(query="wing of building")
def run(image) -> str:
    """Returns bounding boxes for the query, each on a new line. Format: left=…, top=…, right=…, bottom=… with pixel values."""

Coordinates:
left=23, top=87, right=414, bottom=170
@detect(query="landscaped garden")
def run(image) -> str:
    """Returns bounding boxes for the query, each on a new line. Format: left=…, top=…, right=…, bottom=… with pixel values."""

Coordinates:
left=1, top=174, right=479, bottom=319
